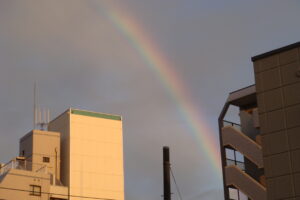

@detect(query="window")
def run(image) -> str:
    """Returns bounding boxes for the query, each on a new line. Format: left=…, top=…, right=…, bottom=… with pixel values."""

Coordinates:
left=43, top=157, right=50, bottom=163
left=30, top=185, right=41, bottom=196
left=229, top=187, right=238, bottom=199
left=225, top=148, right=245, bottom=171
left=228, top=187, right=247, bottom=200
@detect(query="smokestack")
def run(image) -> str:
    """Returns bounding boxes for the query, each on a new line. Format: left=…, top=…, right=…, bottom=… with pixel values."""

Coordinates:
left=163, top=146, right=171, bottom=200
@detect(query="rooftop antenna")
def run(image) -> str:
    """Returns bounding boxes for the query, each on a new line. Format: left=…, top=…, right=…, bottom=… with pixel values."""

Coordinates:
left=33, top=82, right=50, bottom=131
left=34, top=81, right=37, bottom=129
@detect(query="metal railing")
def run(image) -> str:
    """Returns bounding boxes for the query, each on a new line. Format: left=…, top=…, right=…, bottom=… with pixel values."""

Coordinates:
left=223, top=120, right=245, bottom=171
left=223, top=120, right=241, bottom=131
left=0, top=159, right=48, bottom=176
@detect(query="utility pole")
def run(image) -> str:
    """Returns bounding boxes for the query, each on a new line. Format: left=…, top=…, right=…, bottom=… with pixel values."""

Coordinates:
left=163, top=146, right=171, bottom=200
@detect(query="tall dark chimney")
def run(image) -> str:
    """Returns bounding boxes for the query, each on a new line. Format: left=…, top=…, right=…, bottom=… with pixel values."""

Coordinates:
left=163, top=146, right=171, bottom=200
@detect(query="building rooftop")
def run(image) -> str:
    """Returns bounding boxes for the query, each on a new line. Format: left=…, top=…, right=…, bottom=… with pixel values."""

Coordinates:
left=51, top=108, right=122, bottom=123
left=227, top=85, right=256, bottom=107
left=71, top=108, right=122, bottom=121
left=251, top=41, right=300, bottom=61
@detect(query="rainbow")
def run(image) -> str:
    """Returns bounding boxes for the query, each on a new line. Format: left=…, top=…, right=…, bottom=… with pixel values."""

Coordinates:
left=90, top=2, right=222, bottom=177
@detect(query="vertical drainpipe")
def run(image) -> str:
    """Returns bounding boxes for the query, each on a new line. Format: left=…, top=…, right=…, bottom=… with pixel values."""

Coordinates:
left=163, top=146, right=171, bottom=200
left=55, top=147, right=58, bottom=185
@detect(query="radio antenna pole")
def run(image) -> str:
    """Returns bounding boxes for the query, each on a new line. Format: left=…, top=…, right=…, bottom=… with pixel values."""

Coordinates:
left=34, top=81, right=37, bottom=129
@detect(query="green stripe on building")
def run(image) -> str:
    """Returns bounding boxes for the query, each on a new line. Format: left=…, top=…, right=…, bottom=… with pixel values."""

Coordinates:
left=71, top=109, right=121, bottom=121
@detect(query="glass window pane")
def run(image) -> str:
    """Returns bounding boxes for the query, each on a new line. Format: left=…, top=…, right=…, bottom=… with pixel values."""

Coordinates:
left=239, top=190, right=248, bottom=200
left=235, top=151, right=244, bottom=162
left=30, top=185, right=41, bottom=196
left=236, top=161, right=245, bottom=171
left=229, top=188, right=238, bottom=200
left=226, top=159, right=235, bottom=166
left=226, top=148, right=235, bottom=160
left=43, top=157, right=50, bottom=163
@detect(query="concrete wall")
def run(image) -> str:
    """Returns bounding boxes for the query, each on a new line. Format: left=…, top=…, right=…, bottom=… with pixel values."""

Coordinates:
left=0, top=169, right=51, bottom=200
left=240, top=110, right=264, bottom=182
left=70, top=111, right=124, bottom=200
left=19, top=130, right=61, bottom=181
left=48, top=110, right=70, bottom=187
left=19, top=132, right=33, bottom=163
left=253, top=46, right=300, bottom=199
left=0, top=168, right=68, bottom=200
left=49, top=109, right=124, bottom=200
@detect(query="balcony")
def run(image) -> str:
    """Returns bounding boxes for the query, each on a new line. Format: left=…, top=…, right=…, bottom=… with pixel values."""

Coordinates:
left=222, top=122, right=263, bottom=168
left=0, top=158, right=49, bottom=177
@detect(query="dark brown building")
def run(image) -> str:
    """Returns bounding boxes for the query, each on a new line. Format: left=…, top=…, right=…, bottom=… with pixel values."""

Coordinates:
left=219, top=42, right=300, bottom=200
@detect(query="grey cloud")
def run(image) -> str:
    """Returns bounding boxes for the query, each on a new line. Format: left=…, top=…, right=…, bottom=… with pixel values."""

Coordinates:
left=1, top=1, right=300, bottom=200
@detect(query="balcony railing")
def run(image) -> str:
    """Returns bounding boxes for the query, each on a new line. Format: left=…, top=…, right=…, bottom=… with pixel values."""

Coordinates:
left=223, top=120, right=241, bottom=130
left=223, top=120, right=245, bottom=171
left=0, top=159, right=48, bottom=176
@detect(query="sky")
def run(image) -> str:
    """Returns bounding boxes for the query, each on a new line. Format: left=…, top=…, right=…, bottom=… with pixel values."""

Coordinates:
left=0, top=0, right=300, bottom=199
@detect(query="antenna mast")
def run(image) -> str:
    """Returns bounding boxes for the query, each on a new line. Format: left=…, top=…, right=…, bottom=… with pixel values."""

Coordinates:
left=33, top=82, right=50, bottom=131
left=34, top=82, right=37, bottom=130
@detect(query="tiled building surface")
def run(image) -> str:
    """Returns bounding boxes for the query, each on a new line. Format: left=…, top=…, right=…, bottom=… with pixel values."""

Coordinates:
left=253, top=43, right=300, bottom=200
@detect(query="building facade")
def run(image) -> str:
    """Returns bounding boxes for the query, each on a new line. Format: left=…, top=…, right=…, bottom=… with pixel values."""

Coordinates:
left=48, top=109, right=124, bottom=200
left=219, top=42, right=300, bottom=200
left=0, top=130, right=68, bottom=200
left=0, top=108, right=124, bottom=200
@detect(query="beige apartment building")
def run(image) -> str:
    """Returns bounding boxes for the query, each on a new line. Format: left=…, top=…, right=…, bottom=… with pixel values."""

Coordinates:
left=219, top=42, right=300, bottom=200
left=0, top=108, right=124, bottom=200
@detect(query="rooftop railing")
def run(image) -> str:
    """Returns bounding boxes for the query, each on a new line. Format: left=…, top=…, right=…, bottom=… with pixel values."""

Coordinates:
left=0, top=159, right=48, bottom=176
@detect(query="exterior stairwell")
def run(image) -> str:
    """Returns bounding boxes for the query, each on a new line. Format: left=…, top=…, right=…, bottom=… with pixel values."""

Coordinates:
left=222, top=125, right=263, bottom=168
left=222, top=125, right=266, bottom=199
left=225, top=165, right=267, bottom=200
